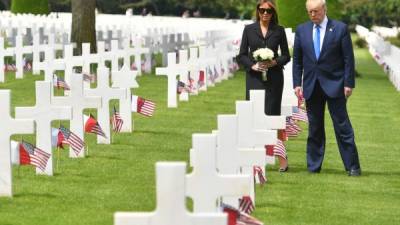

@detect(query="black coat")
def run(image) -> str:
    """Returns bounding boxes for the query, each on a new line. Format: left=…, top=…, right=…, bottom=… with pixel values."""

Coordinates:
left=237, top=22, right=290, bottom=115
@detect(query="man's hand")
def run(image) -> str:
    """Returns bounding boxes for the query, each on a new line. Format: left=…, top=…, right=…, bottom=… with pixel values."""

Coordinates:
left=344, top=87, right=353, bottom=98
left=294, top=86, right=303, bottom=98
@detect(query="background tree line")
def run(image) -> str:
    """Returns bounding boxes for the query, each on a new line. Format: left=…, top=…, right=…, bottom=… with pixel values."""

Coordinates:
left=3, top=0, right=399, bottom=28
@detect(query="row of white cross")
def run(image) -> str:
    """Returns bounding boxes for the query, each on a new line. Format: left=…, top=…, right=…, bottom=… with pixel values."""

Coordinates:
left=0, top=37, right=240, bottom=198
left=0, top=11, right=247, bottom=45
left=356, top=25, right=400, bottom=91
left=156, top=43, right=237, bottom=108
left=114, top=89, right=288, bottom=225
left=112, top=50, right=300, bottom=225
left=0, top=63, right=139, bottom=194
left=0, top=33, right=149, bottom=83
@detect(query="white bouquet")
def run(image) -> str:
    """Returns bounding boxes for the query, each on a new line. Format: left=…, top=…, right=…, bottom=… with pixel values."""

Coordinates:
left=253, top=48, right=274, bottom=81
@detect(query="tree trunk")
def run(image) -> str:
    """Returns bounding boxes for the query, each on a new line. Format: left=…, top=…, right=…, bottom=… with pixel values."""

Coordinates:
left=0, top=0, right=10, bottom=9
left=71, top=0, right=96, bottom=55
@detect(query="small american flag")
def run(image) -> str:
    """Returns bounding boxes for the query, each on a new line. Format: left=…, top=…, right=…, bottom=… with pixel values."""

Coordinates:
left=53, top=74, right=70, bottom=90
left=19, top=141, right=51, bottom=172
left=111, top=106, right=123, bottom=133
left=265, top=145, right=274, bottom=156
left=286, top=118, right=300, bottom=137
left=83, top=73, right=96, bottom=83
left=131, top=95, right=155, bottom=117
left=177, top=80, right=189, bottom=94
left=84, top=114, right=107, bottom=138
left=213, top=66, right=219, bottom=80
left=59, top=125, right=85, bottom=156
left=273, top=139, right=287, bottom=160
left=220, top=63, right=225, bottom=75
left=253, top=166, right=267, bottom=185
left=198, top=70, right=205, bottom=88
left=221, top=203, right=264, bottom=225
left=24, top=62, right=32, bottom=71
left=207, top=66, right=215, bottom=83
left=239, top=196, right=255, bottom=214
left=292, top=107, right=308, bottom=123
left=188, top=74, right=196, bottom=92
left=237, top=212, right=264, bottom=225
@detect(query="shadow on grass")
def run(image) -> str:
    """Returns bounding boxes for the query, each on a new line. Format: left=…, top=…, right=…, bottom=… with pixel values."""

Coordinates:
left=14, top=192, right=57, bottom=199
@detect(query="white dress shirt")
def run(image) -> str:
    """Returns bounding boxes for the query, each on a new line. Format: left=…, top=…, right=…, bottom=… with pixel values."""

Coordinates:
left=313, top=16, right=328, bottom=51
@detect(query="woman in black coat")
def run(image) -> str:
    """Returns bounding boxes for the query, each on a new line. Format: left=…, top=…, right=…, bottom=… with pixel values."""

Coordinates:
left=237, top=0, right=290, bottom=116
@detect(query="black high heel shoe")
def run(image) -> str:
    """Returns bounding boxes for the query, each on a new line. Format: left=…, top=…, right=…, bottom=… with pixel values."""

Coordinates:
left=279, top=166, right=289, bottom=172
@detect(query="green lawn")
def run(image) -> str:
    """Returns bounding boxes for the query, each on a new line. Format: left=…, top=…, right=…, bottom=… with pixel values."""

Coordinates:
left=0, top=46, right=399, bottom=225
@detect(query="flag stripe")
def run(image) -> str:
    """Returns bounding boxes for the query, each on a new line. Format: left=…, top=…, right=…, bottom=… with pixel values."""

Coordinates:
left=59, top=125, right=84, bottom=156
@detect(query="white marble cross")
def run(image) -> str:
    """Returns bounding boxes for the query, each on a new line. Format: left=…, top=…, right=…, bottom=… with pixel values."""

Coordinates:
left=81, top=43, right=100, bottom=83
left=52, top=74, right=102, bottom=157
left=236, top=100, right=277, bottom=175
left=34, top=45, right=64, bottom=82
left=107, top=40, right=125, bottom=71
left=160, top=34, right=176, bottom=66
left=126, top=35, right=150, bottom=76
left=114, top=162, right=227, bottom=225
left=155, top=52, right=186, bottom=108
left=186, top=133, right=251, bottom=213
left=216, top=115, right=266, bottom=176
left=250, top=90, right=286, bottom=164
left=188, top=47, right=200, bottom=95
left=144, top=36, right=156, bottom=73
left=282, top=61, right=297, bottom=116
left=250, top=90, right=286, bottom=130
left=0, top=90, right=34, bottom=196
left=63, top=44, right=84, bottom=87
left=14, top=35, right=33, bottom=79
left=111, top=64, right=139, bottom=132
left=236, top=101, right=277, bottom=148
left=0, top=37, right=15, bottom=83
left=97, top=41, right=107, bottom=68
left=178, top=49, right=189, bottom=101
left=15, top=81, right=72, bottom=175
left=85, top=67, right=126, bottom=144
left=32, top=33, right=45, bottom=75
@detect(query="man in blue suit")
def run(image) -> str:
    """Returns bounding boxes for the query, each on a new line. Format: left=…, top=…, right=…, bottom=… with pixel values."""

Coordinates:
left=292, top=0, right=361, bottom=176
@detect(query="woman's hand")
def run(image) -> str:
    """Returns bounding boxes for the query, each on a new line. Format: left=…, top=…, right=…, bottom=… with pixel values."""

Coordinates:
left=252, top=60, right=277, bottom=72
left=251, top=62, right=268, bottom=72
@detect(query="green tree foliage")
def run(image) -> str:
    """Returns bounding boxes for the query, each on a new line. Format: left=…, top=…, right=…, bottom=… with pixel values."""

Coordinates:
left=276, top=0, right=343, bottom=29
left=11, top=0, right=49, bottom=14
left=341, top=0, right=400, bottom=28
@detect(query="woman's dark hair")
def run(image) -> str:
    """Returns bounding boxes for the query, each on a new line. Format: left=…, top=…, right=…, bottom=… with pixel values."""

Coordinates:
left=256, top=0, right=278, bottom=25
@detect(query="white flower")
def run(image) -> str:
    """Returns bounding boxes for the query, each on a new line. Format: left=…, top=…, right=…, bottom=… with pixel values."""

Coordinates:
left=253, top=48, right=274, bottom=62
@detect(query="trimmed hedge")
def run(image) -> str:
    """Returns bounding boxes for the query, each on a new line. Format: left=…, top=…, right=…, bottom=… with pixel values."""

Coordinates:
left=11, top=0, right=49, bottom=15
left=276, top=0, right=343, bottom=29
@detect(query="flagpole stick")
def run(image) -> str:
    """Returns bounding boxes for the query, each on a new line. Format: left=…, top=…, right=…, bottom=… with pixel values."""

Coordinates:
left=111, top=131, right=114, bottom=144
left=57, top=146, right=60, bottom=172
left=18, top=136, right=23, bottom=178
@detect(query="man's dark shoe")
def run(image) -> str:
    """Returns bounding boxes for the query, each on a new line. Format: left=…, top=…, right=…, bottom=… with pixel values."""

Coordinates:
left=308, top=170, right=320, bottom=174
left=348, top=168, right=361, bottom=176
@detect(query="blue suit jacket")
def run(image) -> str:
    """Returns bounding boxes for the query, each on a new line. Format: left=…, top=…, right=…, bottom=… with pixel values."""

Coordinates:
left=292, top=19, right=355, bottom=100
